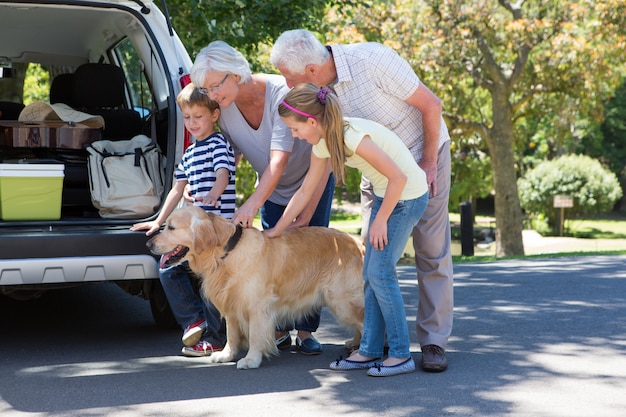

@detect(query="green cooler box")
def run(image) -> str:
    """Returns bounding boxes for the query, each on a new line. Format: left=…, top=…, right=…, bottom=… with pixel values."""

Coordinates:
left=0, top=163, right=65, bottom=220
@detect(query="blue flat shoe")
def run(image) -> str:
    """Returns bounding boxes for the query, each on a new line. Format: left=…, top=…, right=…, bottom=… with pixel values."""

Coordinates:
left=330, top=355, right=381, bottom=370
left=367, top=357, right=416, bottom=377
left=296, top=336, right=322, bottom=355
left=275, top=332, right=292, bottom=350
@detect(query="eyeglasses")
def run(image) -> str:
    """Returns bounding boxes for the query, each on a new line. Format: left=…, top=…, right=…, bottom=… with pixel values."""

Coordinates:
left=198, top=73, right=230, bottom=96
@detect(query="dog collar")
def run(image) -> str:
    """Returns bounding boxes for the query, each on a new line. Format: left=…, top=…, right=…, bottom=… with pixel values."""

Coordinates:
left=221, top=224, right=243, bottom=259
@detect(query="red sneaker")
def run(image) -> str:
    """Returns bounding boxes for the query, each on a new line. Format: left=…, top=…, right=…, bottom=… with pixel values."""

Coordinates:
left=181, top=340, right=223, bottom=357
left=182, top=319, right=207, bottom=347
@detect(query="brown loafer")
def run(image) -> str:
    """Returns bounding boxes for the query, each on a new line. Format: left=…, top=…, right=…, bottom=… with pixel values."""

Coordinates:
left=421, top=344, right=448, bottom=372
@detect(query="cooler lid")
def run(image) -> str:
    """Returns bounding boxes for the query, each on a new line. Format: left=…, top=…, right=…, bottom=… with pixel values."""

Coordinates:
left=0, top=163, right=65, bottom=176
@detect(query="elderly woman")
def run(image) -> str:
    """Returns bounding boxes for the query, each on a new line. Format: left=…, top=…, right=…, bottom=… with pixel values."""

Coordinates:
left=189, top=41, right=335, bottom=355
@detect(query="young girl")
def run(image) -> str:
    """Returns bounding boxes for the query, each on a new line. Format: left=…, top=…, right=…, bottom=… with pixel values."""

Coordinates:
left=264, top=83, right=429, bottom=377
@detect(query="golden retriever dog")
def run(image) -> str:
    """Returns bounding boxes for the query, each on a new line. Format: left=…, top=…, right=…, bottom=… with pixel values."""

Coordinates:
left=147, top=206, right=365, bottom=369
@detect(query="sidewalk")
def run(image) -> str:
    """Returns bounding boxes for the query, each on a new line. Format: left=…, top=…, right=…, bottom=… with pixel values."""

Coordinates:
left=520, top=229, right=626, bottom=254
left=467, top=229, right=626, bottom=256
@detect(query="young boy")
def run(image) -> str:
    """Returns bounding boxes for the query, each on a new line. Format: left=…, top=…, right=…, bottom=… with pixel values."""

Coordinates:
left=131, top=83, right=236, bottom=356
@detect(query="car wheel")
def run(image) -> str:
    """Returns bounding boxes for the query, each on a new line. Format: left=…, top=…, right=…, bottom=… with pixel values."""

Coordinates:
left=149, top=279, right=178, bottom=329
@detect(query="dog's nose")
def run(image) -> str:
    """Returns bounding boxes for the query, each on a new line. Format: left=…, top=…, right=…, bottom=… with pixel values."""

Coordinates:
left=146, top=239, right=154, bottom=250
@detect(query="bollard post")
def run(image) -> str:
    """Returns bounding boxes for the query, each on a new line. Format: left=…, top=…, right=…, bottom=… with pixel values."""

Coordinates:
left=460, top=201, right=474, bottom=257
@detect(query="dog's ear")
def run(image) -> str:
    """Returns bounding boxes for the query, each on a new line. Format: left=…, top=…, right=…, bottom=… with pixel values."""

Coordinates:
left=191, top=212, right=236, bottom=251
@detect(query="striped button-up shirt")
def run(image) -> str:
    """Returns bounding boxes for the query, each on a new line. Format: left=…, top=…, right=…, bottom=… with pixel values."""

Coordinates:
left=330, top=42, right=450, bottom=162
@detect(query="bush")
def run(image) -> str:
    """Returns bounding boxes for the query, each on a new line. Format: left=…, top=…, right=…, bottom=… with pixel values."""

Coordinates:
left=235, top=159, right=363, bottom=207
left=518, top=154, right=623, bottom=230
left=235, top=158, right=257, bottom=205
left=334, top=166, right=362, bottom=205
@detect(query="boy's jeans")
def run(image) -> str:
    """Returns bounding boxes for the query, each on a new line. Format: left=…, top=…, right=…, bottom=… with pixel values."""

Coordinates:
left=159, top=262, right=226, bottom=347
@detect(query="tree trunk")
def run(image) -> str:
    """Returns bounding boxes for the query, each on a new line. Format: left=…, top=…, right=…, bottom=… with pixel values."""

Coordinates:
left=488, top=94, right=525, bottom=257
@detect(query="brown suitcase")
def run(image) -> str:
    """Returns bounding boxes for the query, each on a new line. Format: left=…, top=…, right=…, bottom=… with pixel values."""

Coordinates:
left=0, top=121, right=101, bottom=149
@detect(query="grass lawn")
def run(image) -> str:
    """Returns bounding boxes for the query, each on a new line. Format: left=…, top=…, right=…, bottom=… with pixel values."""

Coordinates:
left=330, top=210, right=626, bottom=264
left=254, top=207, right=626, bottom=263
left=449, top=211, right=626, bottom=239
left=565, top=212, right=626, bottom=239
left=253, top=211, right=362, bottom=233
left=450, top=211, right=626, bottom=263
left=329, top=211, right=362, bottom=234
left=329, top=210, right=626, bottom=240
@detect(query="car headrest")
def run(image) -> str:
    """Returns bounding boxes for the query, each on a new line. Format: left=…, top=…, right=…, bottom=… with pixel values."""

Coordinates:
left=72, top=63, right=126, bottom=108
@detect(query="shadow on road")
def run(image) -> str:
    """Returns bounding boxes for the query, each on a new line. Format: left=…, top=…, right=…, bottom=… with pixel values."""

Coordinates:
left=1, top=255, right=625, bottom=416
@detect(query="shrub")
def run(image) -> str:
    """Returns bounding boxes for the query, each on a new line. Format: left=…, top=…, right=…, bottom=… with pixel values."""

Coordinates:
left=235, top=158, right=257, bottom=205
left=518, top=154, right=622, bottom=230
left=334, top=166, right=362, bottom=205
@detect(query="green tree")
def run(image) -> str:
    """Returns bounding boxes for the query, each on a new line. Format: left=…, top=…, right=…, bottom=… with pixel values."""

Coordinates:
left=22, top=64, right=49, bottom=105
left=331, top=0, right=626, bottom=256
left=581, top=78, right=626, bottom=210
left=164, top=0, right=356, bottom=70
left=449, top=141, right=493, bottom=211
left=164, top=0, right=357, bottom=201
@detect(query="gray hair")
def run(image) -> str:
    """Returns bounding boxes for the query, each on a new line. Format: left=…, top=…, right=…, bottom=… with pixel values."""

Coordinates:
left=190, top=41, right=252, bottom=87
left=270, top=29, right=330, bottom=74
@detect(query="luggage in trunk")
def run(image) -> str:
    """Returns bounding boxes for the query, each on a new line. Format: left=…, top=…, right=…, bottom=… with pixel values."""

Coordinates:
left=0, top=120, right=101, bottom=149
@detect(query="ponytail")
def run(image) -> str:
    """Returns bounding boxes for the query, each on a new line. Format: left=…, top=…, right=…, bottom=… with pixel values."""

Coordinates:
left=279, top=83, right=350, bottom=185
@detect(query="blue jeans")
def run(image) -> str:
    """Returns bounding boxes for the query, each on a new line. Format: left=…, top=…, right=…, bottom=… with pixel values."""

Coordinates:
left=159, top=262, right=226, bottom=347
left=260, top=174, right=335, bottom=333
left=358, top=192, right=429, bottom=359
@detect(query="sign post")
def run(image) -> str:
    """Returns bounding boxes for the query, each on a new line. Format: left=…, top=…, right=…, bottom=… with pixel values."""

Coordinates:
left=553, top=195, right=574, bottom=236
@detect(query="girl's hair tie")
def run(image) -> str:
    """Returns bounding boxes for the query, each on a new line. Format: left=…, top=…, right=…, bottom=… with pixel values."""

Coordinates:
left=281, top=100, right=316, bottom=119
left=317, top=86, right=330, bottom=105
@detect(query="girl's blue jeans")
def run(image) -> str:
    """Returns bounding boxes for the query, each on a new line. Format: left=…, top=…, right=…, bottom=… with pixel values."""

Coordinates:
left=358, top=192, right=429, bottom=359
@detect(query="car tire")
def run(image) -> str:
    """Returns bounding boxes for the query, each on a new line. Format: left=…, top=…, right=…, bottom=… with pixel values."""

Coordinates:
left=149, top=279, right=178, bottom=329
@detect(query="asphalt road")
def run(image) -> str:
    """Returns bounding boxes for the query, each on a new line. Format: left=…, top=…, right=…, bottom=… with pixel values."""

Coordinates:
left=1, top=255, right=625, bottom=417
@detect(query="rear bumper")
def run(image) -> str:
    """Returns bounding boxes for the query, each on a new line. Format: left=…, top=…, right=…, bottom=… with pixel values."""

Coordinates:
left=0, top=226, right=159, bottom=285
left=0, top=255, right=159, bottom=285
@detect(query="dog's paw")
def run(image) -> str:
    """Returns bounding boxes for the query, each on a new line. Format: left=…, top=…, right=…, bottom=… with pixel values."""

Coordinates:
left=345, top=339, right=360, bottom=354
left=208, top=351, right=233, bottom=363
left=236, top=356, right=262, bottom=369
